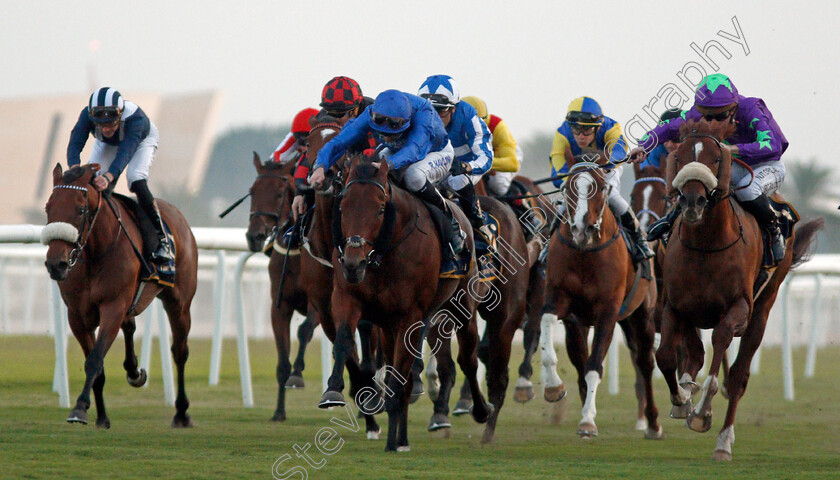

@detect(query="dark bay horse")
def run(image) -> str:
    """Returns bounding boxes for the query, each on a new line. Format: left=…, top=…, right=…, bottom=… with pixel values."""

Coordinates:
left=43, top=164, right=197, bottom=428
left=657, top=121, right=822, bottom=460
left=244, top=152, right=317, bottom=421
left=326, top=154, right=492, bottom=452
left=303, top=116, right=381, bottom=439
left=540, top=159, right=662, bottom=440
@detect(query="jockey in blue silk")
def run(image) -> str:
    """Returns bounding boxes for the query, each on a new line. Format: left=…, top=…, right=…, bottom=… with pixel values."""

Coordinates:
left=307, top=89, right=466, bottom=267
left=640, top=109, right=684, bottom=170
left=66, top=87, right=173, bottom=264
left=550, top=96, right=655, bottom=262
left=630, top=73, right=789, bottom=263
left=419, top=75, right=494, bottom=243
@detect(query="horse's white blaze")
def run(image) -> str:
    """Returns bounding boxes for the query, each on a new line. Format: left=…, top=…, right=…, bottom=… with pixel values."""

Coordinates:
left=694, top=142, right=704, bottom=160
left=572, top=173, right=593, bottom=235
left=580, top=370, right=601, bottom=425
left=320, top=128, right=336, bottom=139
left=693, top=375, right=718, bottom=415
left=41, top=222, right=79, bottom=245
left=715, top=425, right=735, bottom=454
left=640, top=184, right=653, bottom=231
left=540, top=313, right=563, bottom=388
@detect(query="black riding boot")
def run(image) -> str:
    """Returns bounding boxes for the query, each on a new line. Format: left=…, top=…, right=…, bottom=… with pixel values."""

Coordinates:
left=741, top=194, right=786, bottom=263
left=417, top=180, right=465, bottom=257
left=456, top=184, right=492, bottom=245
left=131, top=180, right=174, bottom=264
left=646, top=203, right=682, bottom=242
left=620, top=210, right=656, bottom=262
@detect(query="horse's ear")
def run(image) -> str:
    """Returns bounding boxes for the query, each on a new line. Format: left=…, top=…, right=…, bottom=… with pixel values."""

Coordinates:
left=632, top=160, right=641, bottom=176
left=52, top=163, right=63, bottom=186
left=664, top=151, right=678, bottom=196
left=717, top=145, right=732, bottom=198
left=89, top=164, right=100, bottom=174
left=253, top=151, right=263, bottom=171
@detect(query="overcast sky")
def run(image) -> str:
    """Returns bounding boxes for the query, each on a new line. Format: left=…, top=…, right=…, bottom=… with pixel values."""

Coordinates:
left=2, top=1, right=837, bottom=166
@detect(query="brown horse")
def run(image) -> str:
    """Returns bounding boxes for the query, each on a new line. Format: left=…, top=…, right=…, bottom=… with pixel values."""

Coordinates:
left=244, top=152, right=315, bottom=421
left=325, top=153, right=493, bottom=452
left=302, top=115, right=382, bottom=438
left=657, top=121, right=822, bottom=460
left=631, top=162, right=669, bottom=235
left=540, top=158, right=663, bottom=440
left=43, top=164, right=197, bottom=428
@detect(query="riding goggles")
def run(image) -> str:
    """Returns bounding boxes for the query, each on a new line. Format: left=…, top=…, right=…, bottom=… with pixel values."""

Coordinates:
left=701, top=109, right=735, bottom=122
left=370, top=112, right=408, bottom=130
left=89, top=106, right=122, bottom=123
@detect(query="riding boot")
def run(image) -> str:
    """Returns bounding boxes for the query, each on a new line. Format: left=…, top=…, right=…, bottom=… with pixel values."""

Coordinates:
left=456, top=184, right=493, bottom=246
left=741, top=194, right=786, bottom=263
left=417, top=180, right=465, bottom=258
left=131, top=180, right=174, bottom=264
left=646, top=203, right=682, bottom=242
left=619, top=209, right=656, bottom=262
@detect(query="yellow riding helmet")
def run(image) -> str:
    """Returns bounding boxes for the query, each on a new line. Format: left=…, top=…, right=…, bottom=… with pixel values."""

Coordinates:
left=461, top=95, right=489, bottom=123
left=566, top=96, right=603, bottom=126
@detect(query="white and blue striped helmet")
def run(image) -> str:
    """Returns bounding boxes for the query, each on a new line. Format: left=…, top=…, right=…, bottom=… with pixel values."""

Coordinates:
left=88, top=87, right=124, bottom=124
left=418, top=75, right=460, bottom=108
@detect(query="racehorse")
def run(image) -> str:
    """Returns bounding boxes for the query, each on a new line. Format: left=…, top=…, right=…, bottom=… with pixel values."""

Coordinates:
left=303, top=115, right=381, bottom=438
left=631, top=161, right=668, bottom=235
left=244, top=152, right=317, bottom=421
left=325, top=153, right=493, bottom=452
left=657, top=121, right=822, bottom=460
left=540, top=157, right=663, bottom=440
left=43, top=164, right=197, bottom=428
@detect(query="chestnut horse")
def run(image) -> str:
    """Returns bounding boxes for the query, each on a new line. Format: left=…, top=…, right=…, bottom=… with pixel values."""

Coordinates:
left=540, top=159, right=663, bottom=440
left=244, top=152, right=317, bottom=421
left=303, top=115, right=381, bottom=438
left=43, top=164, right=197, bottom=428
left=631, top=162, right=668, bottom=235
left=657, top=121, right=822, bottom=460
left=325, top=154, right=493, bottom=452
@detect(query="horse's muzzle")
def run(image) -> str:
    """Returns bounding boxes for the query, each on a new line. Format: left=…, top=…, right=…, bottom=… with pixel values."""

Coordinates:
left=45, top=258, right=69, bottom=281
left=245, top=231, right=266, bottom=253
left=340, top=256, right=368, bottom=284
left=679, top=192, right=707, bottom=224
left=570, top=224, right=598, bottom=247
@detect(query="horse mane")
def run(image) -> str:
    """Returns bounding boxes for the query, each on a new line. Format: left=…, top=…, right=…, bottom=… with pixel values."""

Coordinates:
left=351, top=153, right=380, bottom=180
left=61, top=167, right=88, bottom=184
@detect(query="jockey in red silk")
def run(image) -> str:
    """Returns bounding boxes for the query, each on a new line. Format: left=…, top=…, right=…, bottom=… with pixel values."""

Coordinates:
left=631, top=73, right=788, bottom=263
left=66, top=87, right=172, bottom=264
left=271, top=108, right=319, bottom=164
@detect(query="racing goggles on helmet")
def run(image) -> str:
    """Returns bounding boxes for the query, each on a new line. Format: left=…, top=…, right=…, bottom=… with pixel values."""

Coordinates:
left=701, top=108, right=735, bottom=122
left=421, top=93, right=454, bottom=109
left=89, top=106, right=122, bottom=123
left=565, top=111, right=602, bottom=126
left=370, top=112, right=408, bottom=131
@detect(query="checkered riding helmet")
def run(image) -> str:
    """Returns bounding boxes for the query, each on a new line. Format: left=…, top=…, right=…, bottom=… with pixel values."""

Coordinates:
left=320, top=76, right=364, bottom=112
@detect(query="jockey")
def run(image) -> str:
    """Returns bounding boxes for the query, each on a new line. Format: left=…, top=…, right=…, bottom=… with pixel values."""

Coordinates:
left=460, top=95, right=522, bottom=196
left=631, top=73, right=788, bottom=263
left=550, top=96, right=655, bottom=262
left=308, top=89, right=465, bottom=267
left=271, top=108, right=319, bottom=164
left=419, top=75, right=494, bottom=244
left=66, top=87, right=172, bottom=264
left=639, top=109, right=683, bottom=170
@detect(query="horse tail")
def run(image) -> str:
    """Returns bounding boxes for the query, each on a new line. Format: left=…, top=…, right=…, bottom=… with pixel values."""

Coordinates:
left=790, top=217, right=825, bottom=269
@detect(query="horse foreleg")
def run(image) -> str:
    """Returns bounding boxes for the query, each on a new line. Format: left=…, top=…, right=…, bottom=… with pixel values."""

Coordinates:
left=481, top=310, right=518, bottom=444
left=121, top=316, right=147, bottom=388
left=656, top=304, right=692, bottom=417
left=623, top=311, right=663, bottom=439
left=289, top=313, right=317, bottom=386
left=427, top=327, right=455, bottom=432
left=453, top=312, right=493, bottom=425
left=270, top=301, right=294, bottom=421
left=515, top=299, right=541, bottom=403
left=576, top=316, right=617, bottom=438
left=687, top=299, right=748, bottom=434
left=320, top=292, right=361, bottom=408
left=539, top=309, right=566, bottom=402
left=618, top=319, right=648, bottom=431
left=163, top=298, right=193, bottom=428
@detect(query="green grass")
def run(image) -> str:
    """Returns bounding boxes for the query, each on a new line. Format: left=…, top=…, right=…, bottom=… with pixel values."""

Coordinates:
left=1, top=335, right=838, bottom=479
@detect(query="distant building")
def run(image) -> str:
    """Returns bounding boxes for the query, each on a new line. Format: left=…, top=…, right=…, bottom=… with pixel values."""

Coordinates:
left=0, top=91, right=223, bottom=224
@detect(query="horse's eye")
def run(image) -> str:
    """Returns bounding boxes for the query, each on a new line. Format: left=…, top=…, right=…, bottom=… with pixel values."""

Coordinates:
left=77, top=207, right=85, bottom=216
left=379, top=205, right=386, bottom=215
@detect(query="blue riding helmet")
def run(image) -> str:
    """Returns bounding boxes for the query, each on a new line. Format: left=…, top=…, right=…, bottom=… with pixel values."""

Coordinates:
left=418, top=74, right=460, bottom=108
left=369, top=89, right=412, bottom=134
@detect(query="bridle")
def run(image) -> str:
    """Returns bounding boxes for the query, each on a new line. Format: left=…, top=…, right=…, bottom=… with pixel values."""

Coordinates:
left=555, top=163, right=618, bottom=251
left=632, top=176, right=668, bottom=222
left=249, top=172, right=292, bottom=235
left=52, top=184, right=102, bottom=267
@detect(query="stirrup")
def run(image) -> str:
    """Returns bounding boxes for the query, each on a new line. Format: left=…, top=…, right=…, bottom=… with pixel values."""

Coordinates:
left=646, top=218, right=672, bottom=242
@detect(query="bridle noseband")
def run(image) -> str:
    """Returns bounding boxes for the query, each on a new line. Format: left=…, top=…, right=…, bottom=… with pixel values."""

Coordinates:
left=335, top=177, right=391, bottom=268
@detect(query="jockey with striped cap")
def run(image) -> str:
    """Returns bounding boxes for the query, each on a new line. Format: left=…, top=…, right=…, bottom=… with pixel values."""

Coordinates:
left=630, top=73, right=789, bottom=263
left=66, top=87, right=172, bottom=264
left=308, top=89, right=466, bottom=270
left=550, top=96, right=655, bottom=262
left=419, top=75, right=494, bottom=244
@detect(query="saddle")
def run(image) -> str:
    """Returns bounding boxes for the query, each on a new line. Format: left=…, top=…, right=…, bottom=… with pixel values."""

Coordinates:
left=111, top=193, right=176, bottom=287
left=416, top=199, right=473, bottom=279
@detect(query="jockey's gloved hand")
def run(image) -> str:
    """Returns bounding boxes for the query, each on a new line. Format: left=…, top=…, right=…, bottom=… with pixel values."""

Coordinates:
left=449, top=161, right=468, bottom=176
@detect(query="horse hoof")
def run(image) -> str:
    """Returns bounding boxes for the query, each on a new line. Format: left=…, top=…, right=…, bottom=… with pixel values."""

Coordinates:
left=95, top=417, right=111, bottom=429
left=285, top=375, right=305, bottom=389
left=396, top=445, right=411, bottom=453
left=67, top=409, right=88, bottom=425
left=712, top=449, right=732, bottom=461
left=428, top=413, right=451, bottom=431
left=544, top=384, right=567, bottom=403
left=577, top=422, right=599, bottom=438
left=171, top=414, right=193, bottom=428
left=670, top=400, right=693, bottom=419
left=366, top=428, right=381, bottom=440
left=271, top=411, right=287, bottom=422
left=514, top=386, right=535, bottom=404
left=127, top=368, right=147, bottom=388
left=409, top=382, right=425, bottom=404
left=645, top=426, right=664, bottom=440
left=318, top=391, right=346, bottom=409
left=452, top=399, right=472, bottom=416
left=635, top=418, right=648, bottom=431
left=686, top=411, right=712, bottom=433
left=470, top=402, right=494, bottom=424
